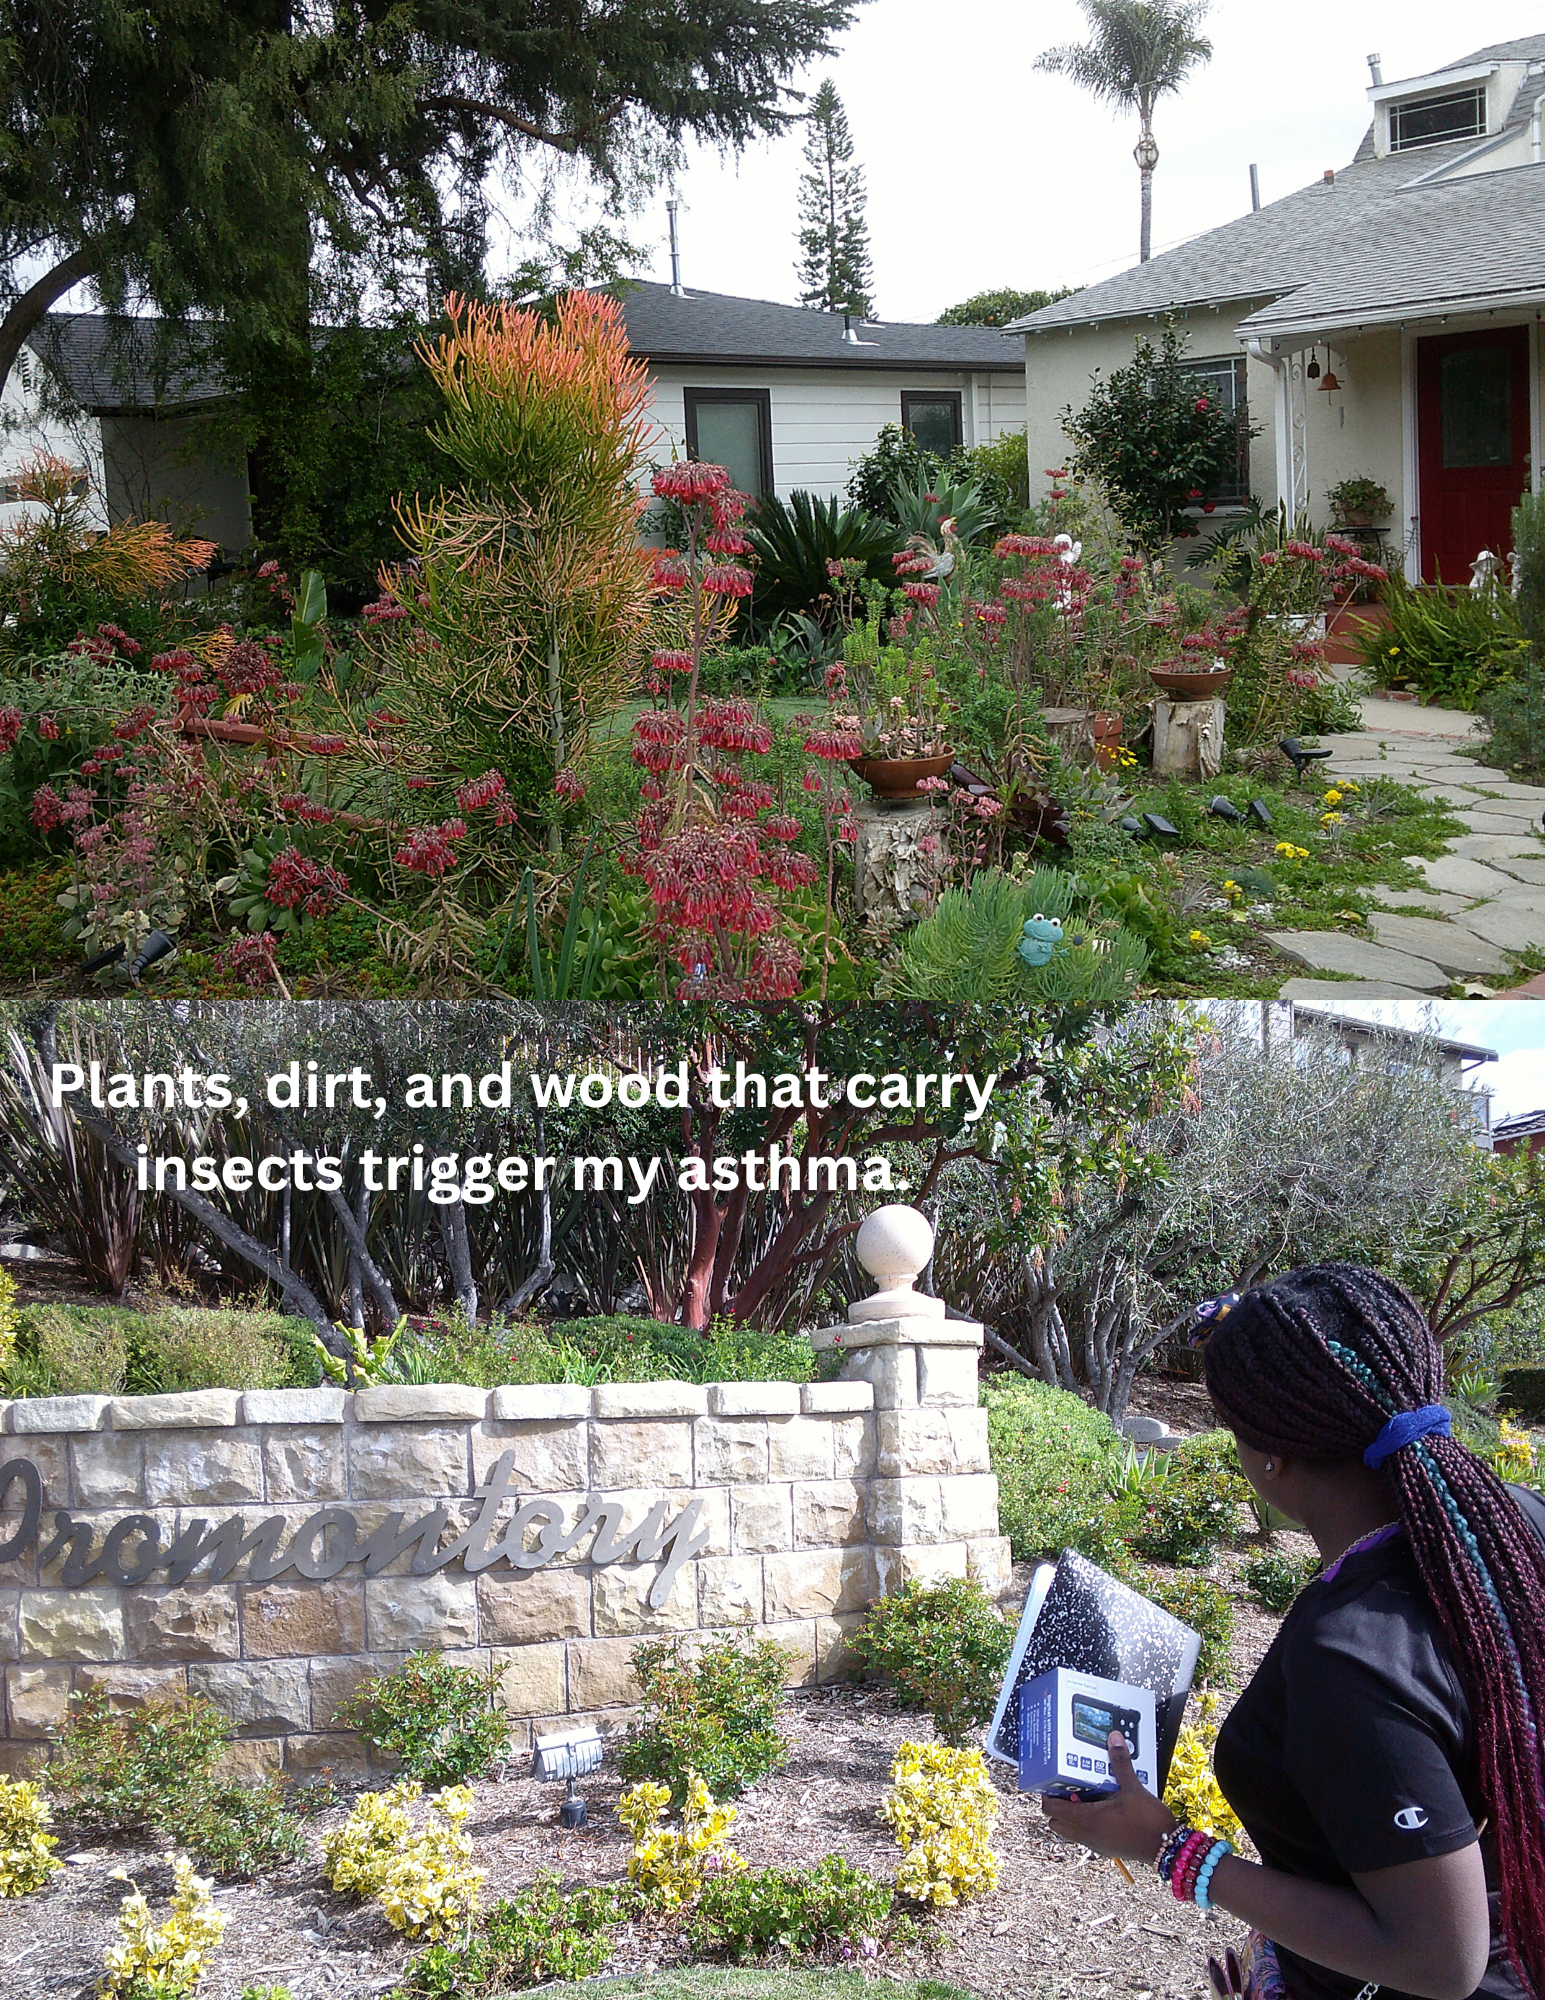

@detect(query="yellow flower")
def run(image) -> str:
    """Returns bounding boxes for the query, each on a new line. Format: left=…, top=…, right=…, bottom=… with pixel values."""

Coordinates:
left=1341, top=781, right=1360, bottom=792
left=1221, top=879, right=1243, bottom=903
left=1387, top=645, right=1400, bottom=656
left=883, top=1742, right=1000, bottom=1909
left=1275, top=841, right=1310, bottom=861
left=1188, top=929, right=1212, bottom=948
left=1321, top=811, right=1343, bottom=826
left=1322, top=789, right=1342, bottom=806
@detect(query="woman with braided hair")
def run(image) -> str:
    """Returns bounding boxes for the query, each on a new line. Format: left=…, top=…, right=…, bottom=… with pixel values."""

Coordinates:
left=1042, top=1263, right=1545, bottom=2000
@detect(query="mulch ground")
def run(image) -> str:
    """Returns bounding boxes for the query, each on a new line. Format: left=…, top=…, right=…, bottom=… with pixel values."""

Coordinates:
left=0, top=1576, right=1291, bottom=2000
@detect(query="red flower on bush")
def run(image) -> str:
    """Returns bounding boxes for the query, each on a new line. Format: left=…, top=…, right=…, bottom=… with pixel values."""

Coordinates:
left=454, top=769, right=508, bottom=812
left=0, top=707, right=21, bottom=752
left=39, top=714, right=60, bottom=740
left=554, top=767, right=586, bottom=802
left=265, top=847, right=348, bottom=918
left=652, top=461, right=732, bottom=504
left=30, top=784, right=63, bottom=831
left=394, top=820, right=466, bottom=877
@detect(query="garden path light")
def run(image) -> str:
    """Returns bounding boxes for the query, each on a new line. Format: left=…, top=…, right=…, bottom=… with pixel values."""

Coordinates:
left=532, top=1726, right=604, bottom=1828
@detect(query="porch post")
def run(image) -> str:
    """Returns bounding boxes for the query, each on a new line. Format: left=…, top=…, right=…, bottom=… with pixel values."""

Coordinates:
left=1246, top=335, right=1308, bottom=519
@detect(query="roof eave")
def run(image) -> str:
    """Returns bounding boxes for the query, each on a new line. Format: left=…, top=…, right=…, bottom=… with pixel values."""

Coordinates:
left=628, top=348, right=1023, bottom=372
left=1240, top=283, right=1545, bottom=344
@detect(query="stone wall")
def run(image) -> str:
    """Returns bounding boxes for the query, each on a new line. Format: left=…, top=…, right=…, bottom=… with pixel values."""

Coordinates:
left=0, top=1355, right=1007, bottom=1780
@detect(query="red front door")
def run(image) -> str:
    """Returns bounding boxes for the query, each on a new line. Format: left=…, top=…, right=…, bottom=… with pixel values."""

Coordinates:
left=1416, top=325, right=1531, bottom=583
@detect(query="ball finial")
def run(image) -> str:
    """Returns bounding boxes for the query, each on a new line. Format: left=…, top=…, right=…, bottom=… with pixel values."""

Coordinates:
left=849, top=1204, right=944, bottom=1323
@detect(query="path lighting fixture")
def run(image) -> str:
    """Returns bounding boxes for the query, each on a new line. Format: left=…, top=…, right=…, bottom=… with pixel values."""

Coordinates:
left=129, top=931, right=176, bottom=984
left=532, top=1725, right=604, bottom=1828
left=1248, top=798, right=1275, bottom=828
left=1208, top=796, right=1245, bottom=823
left=1142, top=813, right=1180, bottom=840
left=1279, top=737, right=1333, bottom=780
left=1119, top=814, right=1145, bottom=838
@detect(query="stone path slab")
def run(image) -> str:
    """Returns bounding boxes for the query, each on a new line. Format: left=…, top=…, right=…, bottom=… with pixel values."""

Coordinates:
left=1365, top=913, right=1509, bottom=976
left=1279, top=977, right=1436, bottom=1000
left=1446, top=833, right=1545, bottom=861
left=1367, top=886, right=1475, bottom=915
left=1449, top=901, right=1545, bottom=952
left=1415, top=854, right=1527, bottom=897
left=1488, top=857, right=1545, bottom=885
left=1265, top=931, right=1448, bottom=991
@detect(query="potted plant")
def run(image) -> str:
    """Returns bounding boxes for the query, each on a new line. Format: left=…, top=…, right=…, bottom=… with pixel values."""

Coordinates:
left=837, top=637, right=956, bottom=800
left=1149, top=656, right=1233, bottom=700
left=1326, top=476, right=1393, bottom=529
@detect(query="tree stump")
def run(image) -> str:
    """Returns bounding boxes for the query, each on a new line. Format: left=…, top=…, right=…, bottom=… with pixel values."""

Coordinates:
left=852, top=799, right=937, bottom=922
left=1152, top=697, right=1225, bottom=780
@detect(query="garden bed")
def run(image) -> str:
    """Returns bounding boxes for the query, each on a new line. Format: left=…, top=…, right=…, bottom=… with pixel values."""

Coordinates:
left=1, top=1674, right=1271, bottom=2000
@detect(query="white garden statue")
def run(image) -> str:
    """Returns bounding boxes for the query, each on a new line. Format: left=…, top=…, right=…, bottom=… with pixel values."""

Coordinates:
left=847, top=1203, right=945, bottom=1323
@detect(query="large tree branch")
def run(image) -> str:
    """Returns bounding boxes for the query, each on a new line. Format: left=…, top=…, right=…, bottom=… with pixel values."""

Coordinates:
left=419, top=91, right=628, bottom=156
left=0, top=246, right=101, bottom=399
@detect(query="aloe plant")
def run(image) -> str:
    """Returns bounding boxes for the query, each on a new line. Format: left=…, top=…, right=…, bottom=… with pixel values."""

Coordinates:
left=743, top=490, right=896, bottom=631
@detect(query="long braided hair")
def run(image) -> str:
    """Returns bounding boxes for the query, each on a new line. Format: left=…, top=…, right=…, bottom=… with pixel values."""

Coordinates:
left=1202, top=1263, right=1545, bottom=1997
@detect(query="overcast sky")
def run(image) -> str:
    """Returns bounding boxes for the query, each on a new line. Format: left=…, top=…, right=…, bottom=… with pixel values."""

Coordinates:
left=595, top=0, right=1545, bottom=325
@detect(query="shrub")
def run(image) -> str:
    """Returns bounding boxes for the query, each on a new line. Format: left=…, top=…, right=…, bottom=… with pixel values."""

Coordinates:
left=0, top=1775, right=61, bottom=1896
left=618, top=1631, right=792, bottom=1808
left=46, top=1690, right=305, bottom=1876
left=1360, top=570, right=1529, bottom=708
left=1243, top=1550, right=1321, bottom=1613
left=980, top=1375, right=1127, bottom=1564
left=1123, top=1431, right=1248, bottom=1568
left=339, top=1651, right=512, bottom=1786
left=745, top=490, right=897, bottom=631
left=320, top=1781, right=484, bottom=1941
left=853, top=1578, right=1011, bottom=1747
left=399, top=1872, right=626, bottom=1993
left=547, top=1314, right=820, bottom=1387
left=0, top=1266, right=16, bottom=1378
left=1141, top=1571, right=1235, bottom=1686
left=1477, top=669, right=1545, bottom=784
left=99, top=1853, right=227, bottom=1999
left=48, top=1690, right=228, bottom=1835
left=13, top=1303, right=129, bottom=1395
left=687, top=1853, right=894, bottom=1962
left=618, top=1774, right=743, bottom=1909
left=880, top=1741, right=1000, bottom=1909
left=5, top=1303, right=308, bottom=1400
left=1162, top=1691, right=1242, bottom=1846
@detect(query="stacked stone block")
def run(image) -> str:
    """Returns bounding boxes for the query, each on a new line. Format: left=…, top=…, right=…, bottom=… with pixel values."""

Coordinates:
left=0, top=1362, right=1006, bottom=1777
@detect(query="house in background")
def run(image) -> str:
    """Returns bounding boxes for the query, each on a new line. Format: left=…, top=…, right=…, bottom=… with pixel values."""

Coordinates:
left=1, top=315, right=250, bottom=555
left=1495, top=1108, right=1545, bottom=1155
left=1287, top=1002, right=1498, bottom=1145
left=1011, top=34, right=1545, bottom=583
left=613, top=282, right=1025, bottom=504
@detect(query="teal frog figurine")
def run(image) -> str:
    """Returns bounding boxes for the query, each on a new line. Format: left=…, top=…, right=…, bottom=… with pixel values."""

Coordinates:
left=1016, top=911, right=1063, bottom=968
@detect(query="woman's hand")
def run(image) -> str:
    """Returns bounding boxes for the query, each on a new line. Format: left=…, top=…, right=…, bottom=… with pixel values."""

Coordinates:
left=1042, top=1729, right=1178, bottom=1866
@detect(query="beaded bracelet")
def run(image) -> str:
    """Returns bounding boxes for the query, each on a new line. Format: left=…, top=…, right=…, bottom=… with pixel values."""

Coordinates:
left=1177, top=1834, right=1212, bottom=1902
left=1156, top=1825, right=1191, bottom=1883
left=1170, top=1830, right=1213, bottom=1900
left=1193, top=1839, right=1233, bottom=1913
left=1163, top=1828, right=1207, bottom=1893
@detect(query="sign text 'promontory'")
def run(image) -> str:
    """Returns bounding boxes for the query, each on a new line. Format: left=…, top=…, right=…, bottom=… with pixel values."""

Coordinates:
left=0, top=1451, right=709, bottom=1608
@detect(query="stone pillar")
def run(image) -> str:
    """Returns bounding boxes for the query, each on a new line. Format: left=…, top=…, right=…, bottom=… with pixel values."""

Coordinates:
left=812, top=1205, right=1009, bottom=1596
left=1152, top=697, right=1225, bottom=780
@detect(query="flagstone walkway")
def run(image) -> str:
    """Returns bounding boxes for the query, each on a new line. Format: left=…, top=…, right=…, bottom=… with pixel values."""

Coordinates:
left=1266, top=696, right=1545, bottom=1001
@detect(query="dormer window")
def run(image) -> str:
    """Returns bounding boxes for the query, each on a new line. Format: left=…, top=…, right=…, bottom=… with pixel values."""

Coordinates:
left=1389, top=85, right=1486, bottom=151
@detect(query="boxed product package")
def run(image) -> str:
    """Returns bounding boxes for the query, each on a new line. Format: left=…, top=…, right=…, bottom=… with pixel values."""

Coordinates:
left=1016, top=1665, right=1158, bottom=1799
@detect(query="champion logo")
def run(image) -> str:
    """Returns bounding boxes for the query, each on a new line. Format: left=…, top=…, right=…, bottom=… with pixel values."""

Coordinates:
left=1393, top=1805, right=1430, bottom=1831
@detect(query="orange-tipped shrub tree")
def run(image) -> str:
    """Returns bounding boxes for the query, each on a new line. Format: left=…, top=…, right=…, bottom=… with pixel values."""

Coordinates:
left=378, top=291, right=656, bottom=840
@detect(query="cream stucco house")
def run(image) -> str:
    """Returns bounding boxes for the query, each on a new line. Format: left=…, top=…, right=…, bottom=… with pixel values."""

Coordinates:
left=1011, top=34, right=1545, bottom=583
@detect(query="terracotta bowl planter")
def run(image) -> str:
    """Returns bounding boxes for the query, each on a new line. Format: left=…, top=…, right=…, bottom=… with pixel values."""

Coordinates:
left=1149, top=666, right=1233, bottom=701
left=848, top=752, right=955, bottom=800
left=1092, top=711, right=1123, bottom=770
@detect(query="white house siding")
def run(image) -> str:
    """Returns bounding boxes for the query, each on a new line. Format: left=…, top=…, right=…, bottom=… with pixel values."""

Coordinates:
left=0, top=355, right=109, bottom=533
left=643, top=364, right=1026, bottom=502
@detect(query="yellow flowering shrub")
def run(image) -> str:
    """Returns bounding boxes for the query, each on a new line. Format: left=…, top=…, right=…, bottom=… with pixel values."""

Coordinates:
left=99, top=1852, right=227, bottom=1997
left=617, top=1773, right=742, bottom=1909
left=320, top=1781, right=483, bottom=1941
left=0, top=1265, right=17, bottom=1376
left=1493, top=1416, right=1539, bottom=1485
left=0, top=1775, right=61, bottom=1896
left=880, top=1740, right=999, bottom=1908
left=1163, top=1692, right=1242, bottom=1847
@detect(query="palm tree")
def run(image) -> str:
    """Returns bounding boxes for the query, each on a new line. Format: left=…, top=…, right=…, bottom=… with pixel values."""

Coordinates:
left=1037, top=0, right=1213, bottom=263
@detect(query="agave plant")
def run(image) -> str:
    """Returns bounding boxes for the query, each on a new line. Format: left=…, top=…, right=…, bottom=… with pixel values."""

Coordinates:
left=887, top=469, right=1002, bottom=548
left=743, top=490, right=897, bottom=632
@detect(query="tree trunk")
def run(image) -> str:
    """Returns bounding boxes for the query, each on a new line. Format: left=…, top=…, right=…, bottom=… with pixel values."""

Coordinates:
left=439, top=1198, right=479, bottom=1324
left=508, top=1091, right=554, bottom=1310
left=0, top=247, right=100, bottom=399
left=546, top=635, right=565, bottom=857
left=1139, top=167, right=1154, bottom=263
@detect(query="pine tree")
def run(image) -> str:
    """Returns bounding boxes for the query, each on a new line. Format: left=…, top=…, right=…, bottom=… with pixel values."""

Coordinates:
left=795, top=81, right=874, bottom=316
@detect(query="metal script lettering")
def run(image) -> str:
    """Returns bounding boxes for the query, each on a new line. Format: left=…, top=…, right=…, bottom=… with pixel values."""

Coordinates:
left=0, top=1450, right=709, bottom=1611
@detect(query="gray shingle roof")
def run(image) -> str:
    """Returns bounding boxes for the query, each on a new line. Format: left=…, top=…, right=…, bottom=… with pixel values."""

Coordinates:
left=28, top=314, right=229, bottom=413
left=1011, top=32, right=1545, bottom=336
left=613, top=281, right=1021, bottom=370
left=1237, top=160, right=1545, bottom=338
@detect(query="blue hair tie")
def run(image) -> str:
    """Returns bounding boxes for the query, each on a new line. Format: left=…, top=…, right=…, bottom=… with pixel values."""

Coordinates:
left=1364, top=1404, right=1451, bottom=1469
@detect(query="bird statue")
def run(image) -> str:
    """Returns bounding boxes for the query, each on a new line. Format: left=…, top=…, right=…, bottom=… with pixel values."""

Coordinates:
left=903, top=519, right=962, bottom=584
left=1017, top=912, right=1064, bottom=968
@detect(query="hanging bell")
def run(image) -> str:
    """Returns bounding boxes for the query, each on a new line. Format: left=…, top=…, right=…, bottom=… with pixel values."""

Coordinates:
left=1318, top=368, right=1340, bottom=392
left=1306, top=349, right=1321, bottom=380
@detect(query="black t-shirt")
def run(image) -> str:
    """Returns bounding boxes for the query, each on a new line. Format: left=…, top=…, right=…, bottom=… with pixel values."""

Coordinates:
left=1214, top=1485, right=1545, bottom=2000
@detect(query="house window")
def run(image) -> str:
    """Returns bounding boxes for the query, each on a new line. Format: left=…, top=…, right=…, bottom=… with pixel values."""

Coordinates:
left=1389, top=86, right=1486, bottom=151
left=683, top=388, right=773, bottom=499
left=1177, top=355, right=1249, bottom=504
left=900, top=392, right=963, bottom=457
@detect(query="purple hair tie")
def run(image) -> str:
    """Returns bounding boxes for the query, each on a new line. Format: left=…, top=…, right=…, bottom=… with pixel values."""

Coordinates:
left=1364, top=1404, right=1451, bottom=1469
